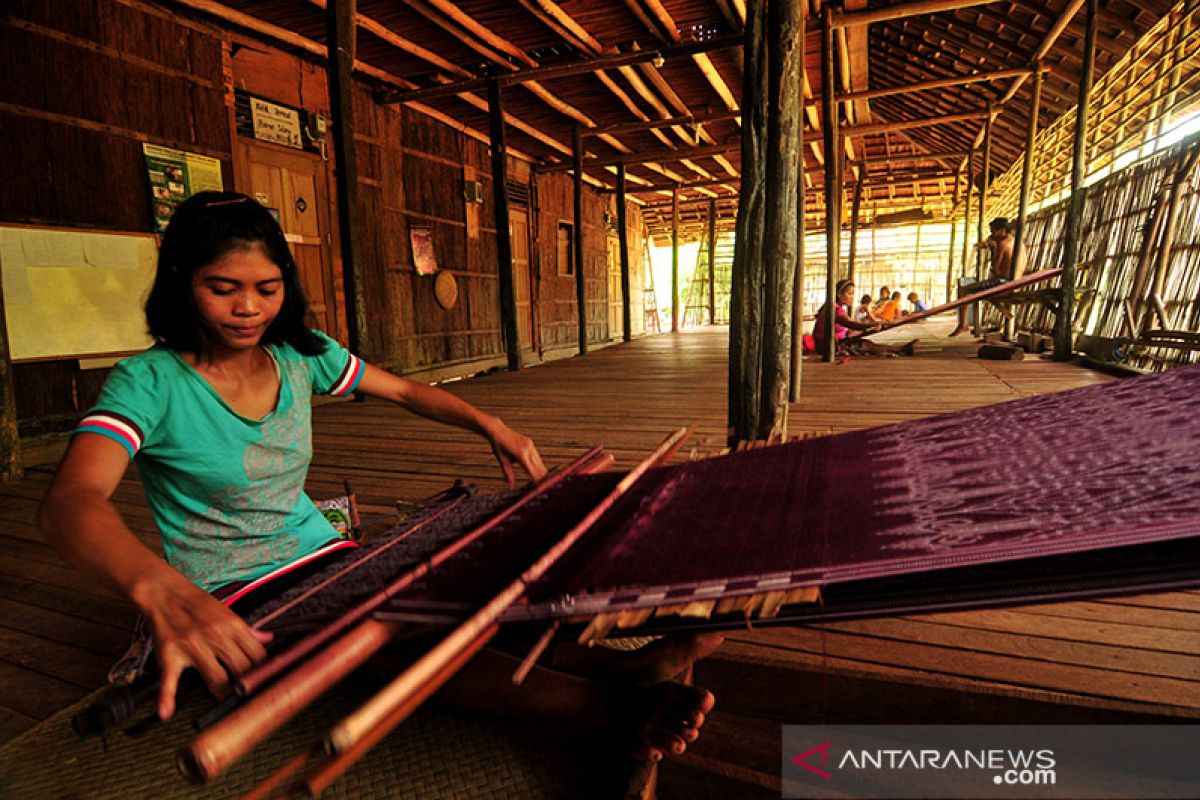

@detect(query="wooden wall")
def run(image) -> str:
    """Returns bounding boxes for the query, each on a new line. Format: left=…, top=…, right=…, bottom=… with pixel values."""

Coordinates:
left=0, top=0, right=232, bottom=435
left=0, top=0, right=648, bottom=442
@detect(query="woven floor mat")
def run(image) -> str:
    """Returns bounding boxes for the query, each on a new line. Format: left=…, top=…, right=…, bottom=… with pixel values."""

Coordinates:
left=0, top=674, right=621, bottom=799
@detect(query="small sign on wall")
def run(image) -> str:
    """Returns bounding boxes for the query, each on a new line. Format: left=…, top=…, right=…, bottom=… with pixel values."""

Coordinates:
left=409, top=225, right=438, bottom=275
left=142, top=143, right=224, bottom=232
left=250, top=96, right=303, bottom=149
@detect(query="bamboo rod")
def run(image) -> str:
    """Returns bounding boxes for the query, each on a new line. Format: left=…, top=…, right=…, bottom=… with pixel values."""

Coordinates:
left=536, top=141, right=739, bottom=173
left=842, top=109, right=990, bottom=137
left=790, top=2, right=807, bottom=404
left=708, top=197, right=717, bottom=325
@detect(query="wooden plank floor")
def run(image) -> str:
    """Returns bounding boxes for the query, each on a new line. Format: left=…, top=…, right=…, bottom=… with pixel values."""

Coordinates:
left=2, top=316, right=1195, bottom=768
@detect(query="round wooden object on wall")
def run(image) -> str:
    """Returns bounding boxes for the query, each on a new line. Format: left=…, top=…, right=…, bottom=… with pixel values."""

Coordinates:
left=434, top=270, right=458, bottom=310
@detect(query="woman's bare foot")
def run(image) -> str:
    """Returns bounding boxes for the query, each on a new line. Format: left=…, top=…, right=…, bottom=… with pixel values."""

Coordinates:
left=621, top=682, right=716, bottom=762
left=949, top=326, right=970, bottom=337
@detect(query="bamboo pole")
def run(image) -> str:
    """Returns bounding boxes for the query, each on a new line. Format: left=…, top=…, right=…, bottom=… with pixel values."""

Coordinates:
left=839, top=66, right=1039, bottom=103
left=537, top=141, right=739, bottom=173
left=962, top=156, right=973, bottom=280
left=489, top=79, right=522, bottom=371
left=573, top=124, right=588, bottom=354
left=617, top=164, right=632, bottom=342
left=1012, top=61, right=1043, bottom=278
left=822, top=5, right=839, bottom=363
left=1054, top=0, right=1098, bottom=361
left=325, top=0, right=369, bottom=359
left=841, top=109, right=989, bottom=137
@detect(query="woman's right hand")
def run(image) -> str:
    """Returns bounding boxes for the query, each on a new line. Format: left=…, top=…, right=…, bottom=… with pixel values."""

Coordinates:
left=132, top=571, right=272, bottom=720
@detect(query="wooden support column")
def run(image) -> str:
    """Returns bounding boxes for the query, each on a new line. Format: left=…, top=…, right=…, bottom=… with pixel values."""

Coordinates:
left=847, top=173, right=863, bottom=282
left=707, top=197, right=717, bottom=325
left=822, top=5, right=840, bottom=363
left=1012, top=61, right=1043, bottom=277
left=325, top=0, right=369, bottom=358
left=789, top=0, right=807, bottom=404
left=616, top=164, right=632, bottom=342
left=671, top=186, right=680, bottom=332
left=728, top=0, right=768, bottom=443
left=946, top=178, right=959, bottom=303
left=488, top=79, right=521, bottom=371
left=758, top=0, right=805, bottom=437
left=1055, top=0, right=1098, bottom=360
left=572, top=124, right=587, bottom=354
left=0, top=287, right=20, bottom=480
left=962, top=155, right=973, bottom=278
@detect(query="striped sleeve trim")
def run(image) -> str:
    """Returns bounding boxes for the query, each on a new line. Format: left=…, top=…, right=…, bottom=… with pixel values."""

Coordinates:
left=75, top=411, right=144, bottom=457
left=328, top=354, right=364, bottom=397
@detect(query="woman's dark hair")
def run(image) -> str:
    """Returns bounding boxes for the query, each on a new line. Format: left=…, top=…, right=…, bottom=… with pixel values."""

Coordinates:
left=145, top=191, right=326, bottom=355
left=835, top=278, right=855, bottom=297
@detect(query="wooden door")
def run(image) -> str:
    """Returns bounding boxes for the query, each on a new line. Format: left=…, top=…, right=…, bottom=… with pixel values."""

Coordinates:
left=235, top=141, right=340, bottom=341
left=509, top=207, right=536, bottom=352
left=607, top=235, right=625, bottom=340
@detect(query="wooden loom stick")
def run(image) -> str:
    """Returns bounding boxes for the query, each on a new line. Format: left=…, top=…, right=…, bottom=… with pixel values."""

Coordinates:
left=182, top=445, right=607, bottom=782
left=320, top=428, right=690, bottom=767
left=235, top=444, right=605, bottom=697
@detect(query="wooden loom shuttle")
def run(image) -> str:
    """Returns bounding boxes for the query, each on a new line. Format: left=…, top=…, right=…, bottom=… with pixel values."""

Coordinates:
left=317, top=428, right=689, bottom=775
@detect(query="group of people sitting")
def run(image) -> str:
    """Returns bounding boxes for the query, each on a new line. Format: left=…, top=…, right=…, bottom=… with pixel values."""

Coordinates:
left=853, top=287, right=930, bottom=324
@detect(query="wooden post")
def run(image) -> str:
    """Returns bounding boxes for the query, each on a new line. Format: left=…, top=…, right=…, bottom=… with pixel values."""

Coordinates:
left=572, top=124, right=587, bottom=354
left=616, top=164, right=632, bottom=343
left=847, top=172, right=863, bottom=282
left=707, top=197, right=717, bottom=325
left=946, top=177, right=959, bottom=303
left=0, top=285, right=21, bottom=480
left=1012, top=61, right=1043, bottom=276
left=727, top=0, right=768, bottom=444
left=325, top=0, right=369, bottom=358
left=962, top=155, right=973, bottom=279
left=1055, top=0, right=1098, bottom=360
left=790, top=3, right=807, bottom=404
left=758, top=0, right=805, bottom=438
left=822, top=5, right=840, bottom=362
left=488, top=79, right=521, bottom=371
left=671, top=186, right=680, bottom=332
left=972, top=109, right=991, bottom=336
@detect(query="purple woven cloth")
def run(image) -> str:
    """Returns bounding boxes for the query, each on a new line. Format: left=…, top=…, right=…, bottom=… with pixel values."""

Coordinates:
left=522, top=363, right=1200, bottom=616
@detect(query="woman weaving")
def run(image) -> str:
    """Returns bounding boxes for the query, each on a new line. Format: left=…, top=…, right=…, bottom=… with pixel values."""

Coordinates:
left=37, top=192, right=716, bottom=766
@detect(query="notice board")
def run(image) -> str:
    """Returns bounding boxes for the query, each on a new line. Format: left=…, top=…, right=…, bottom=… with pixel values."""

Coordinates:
left=0, top=225, right=157, bottom=361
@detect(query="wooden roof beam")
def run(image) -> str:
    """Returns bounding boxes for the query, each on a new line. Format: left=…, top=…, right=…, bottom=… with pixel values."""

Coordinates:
left=581, top=109, right=741, bottom=138
left=383, top=34, right=743, bottom=103
left=536, top=142, right=741, bottom=173
left=831, top=0, right=996, bottom=29
left=840, top=66, right=1043, bottom=103
left=851, top=148, right=976, bottom=166
left=843, top=109, right=991, bottom=138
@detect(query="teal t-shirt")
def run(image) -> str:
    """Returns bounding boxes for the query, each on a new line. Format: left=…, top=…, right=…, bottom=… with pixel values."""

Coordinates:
left=75, top=331, right=365, bottom=592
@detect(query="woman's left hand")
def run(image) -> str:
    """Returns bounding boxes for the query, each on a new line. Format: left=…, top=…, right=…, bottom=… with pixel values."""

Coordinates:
left=484, top=418, right=547, bottom=487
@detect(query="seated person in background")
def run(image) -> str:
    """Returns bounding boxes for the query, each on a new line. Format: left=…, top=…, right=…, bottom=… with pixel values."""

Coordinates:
left=876, top=291, right=903, bottom=323
left=871, top=285, right=891, bottom=315
left=951, top=217, right=1019, bottom=337
left=813, top=279, right=917, bottom=358
left=854, top=294, right=880, bottom=323
left=907, top=292, right=930, bottom=314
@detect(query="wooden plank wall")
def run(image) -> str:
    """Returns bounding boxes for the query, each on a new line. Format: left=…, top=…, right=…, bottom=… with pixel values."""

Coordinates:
left=0, top=0, right=646, bottom=444
left=0, top=0, right=231, bottom=436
